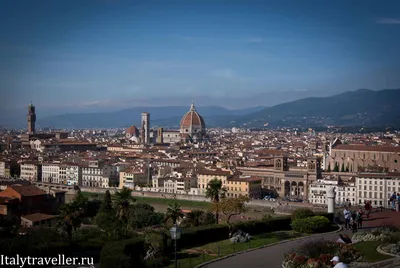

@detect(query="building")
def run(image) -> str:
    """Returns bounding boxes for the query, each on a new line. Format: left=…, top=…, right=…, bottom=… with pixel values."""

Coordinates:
left=226, top=176, right=262, bottom=199
left=237, top=156, right=322, bottom=199
left=0, top=185, right=62, bottom=216
left=141, top=112, right=150, bottom=144
left=119, top=167, right=147, bottom=189
left=197, top=169, right=231, bottom=195
left=180, top=102, right=207, bottom=143
left=163, top=177, right=196, bottom=194
left=336, top=178, right=356, bottom=206
left=356, top=172, right=400, bottom=207
left=0, top=160, right=6, bottom=177
left=326, top=143, right=400, bottom=173
left=126, top=125, right=140, bottom=143
left=27, top=103, right=36, bottom=134
left=82, top=160, right=118, bottom=188
left=64, top=164, right=82, bottom=186
left=42, top=163, right=60, bottom=184
left=20, top=161, right=42, bottom=181
left=21, top=213, right=58, bottom=228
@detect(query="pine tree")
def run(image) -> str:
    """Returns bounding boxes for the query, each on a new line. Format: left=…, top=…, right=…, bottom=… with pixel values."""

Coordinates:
left=99, top=190, right=113, bottom=213
left=341, top=163, right=345, bottom=172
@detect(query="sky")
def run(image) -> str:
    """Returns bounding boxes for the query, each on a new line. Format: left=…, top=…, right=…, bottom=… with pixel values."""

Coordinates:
left=1, top=0, right=400, bottom=113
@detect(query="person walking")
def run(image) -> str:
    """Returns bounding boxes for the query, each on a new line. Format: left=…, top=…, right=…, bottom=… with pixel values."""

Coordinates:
left=331, top=256, right=348, bottom=268
left=397, top=193, right=400, bottom=212
left=356, top=208, right=363, bottom=229
left=390, top=192, right=397, bottom=210
left=351, top=213, right=357, bottom=233
left=364, top=201, right=371, bottom=219
left=343, top=206, right=351, bottom=230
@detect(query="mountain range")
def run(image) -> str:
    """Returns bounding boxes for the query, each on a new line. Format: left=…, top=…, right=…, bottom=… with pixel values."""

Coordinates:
left=1, top=88, right=399, bottom=129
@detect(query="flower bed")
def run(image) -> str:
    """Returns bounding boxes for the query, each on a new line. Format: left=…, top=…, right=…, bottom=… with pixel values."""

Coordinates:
left=380, top=243, right=400, bottom=256
left=282, top=241, right=361, bottom=268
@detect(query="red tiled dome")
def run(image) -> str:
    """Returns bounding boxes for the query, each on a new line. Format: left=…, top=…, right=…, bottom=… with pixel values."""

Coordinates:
left=180, top=102, right=206, bottom=129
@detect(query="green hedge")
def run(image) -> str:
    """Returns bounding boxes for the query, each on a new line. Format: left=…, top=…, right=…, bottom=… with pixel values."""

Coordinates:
left=234, top=216, right=292, bottom=235
left=291, top=216, right=331, bottom=234
left=291, top=208, right=315, bottom=221
left=315, top=212, right=334, bottom=222
left=100, top=238, right=145, bottom=268
left=176, top=224, right=229, bottom=248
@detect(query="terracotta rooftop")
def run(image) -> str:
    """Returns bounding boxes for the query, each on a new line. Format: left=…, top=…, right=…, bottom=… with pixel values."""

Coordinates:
left=333, top=144, right=400, bottom=152
left=22, top=213, right=58, bottom=222
left=10, top=185, right=46, bottom=197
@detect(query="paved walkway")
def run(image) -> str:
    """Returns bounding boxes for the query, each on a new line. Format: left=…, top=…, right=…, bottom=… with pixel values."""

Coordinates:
left=204, top=230, right=351, bottom=268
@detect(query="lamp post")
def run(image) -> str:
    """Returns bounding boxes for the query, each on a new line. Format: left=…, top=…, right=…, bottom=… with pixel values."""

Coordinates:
left=170, top=224, right=182, bottom=268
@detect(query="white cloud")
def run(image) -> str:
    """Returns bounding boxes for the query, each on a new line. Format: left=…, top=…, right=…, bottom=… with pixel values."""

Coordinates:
left=376, top=18, right=400, bottom=24
left=210, top=68, right=234, bottom=78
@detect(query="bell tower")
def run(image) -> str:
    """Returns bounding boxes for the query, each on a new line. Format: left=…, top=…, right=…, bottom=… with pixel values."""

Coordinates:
left=27, top=102, right=36, bottom=134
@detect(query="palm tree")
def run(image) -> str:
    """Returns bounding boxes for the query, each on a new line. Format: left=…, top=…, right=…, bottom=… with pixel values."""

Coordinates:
left=205, top=178, right=226, bottom=224
left=186, top=209, right=204, bottom=227
left=59, top=202, right=85, bottom=239
left=113, top=187, right=136, bottom=222
left=166, top=202, right=184, bottom=225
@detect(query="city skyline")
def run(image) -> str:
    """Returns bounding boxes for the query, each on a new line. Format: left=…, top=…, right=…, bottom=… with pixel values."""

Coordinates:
left=1, top=0, right=400, bottom=111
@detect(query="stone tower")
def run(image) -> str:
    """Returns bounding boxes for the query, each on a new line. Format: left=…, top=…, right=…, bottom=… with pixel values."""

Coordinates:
left=141, top=112, right=150, bottom=144
left=157, top=128, right=164, bottom=144
left=27, top=102, right=36, bottom=134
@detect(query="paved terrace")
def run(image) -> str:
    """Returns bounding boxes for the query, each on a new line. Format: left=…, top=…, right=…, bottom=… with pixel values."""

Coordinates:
left=204, top=209, right=400, bottom=268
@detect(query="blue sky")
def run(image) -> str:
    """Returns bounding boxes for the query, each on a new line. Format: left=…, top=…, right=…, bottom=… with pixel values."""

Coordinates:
left=1, top=0, right=400, bottom=112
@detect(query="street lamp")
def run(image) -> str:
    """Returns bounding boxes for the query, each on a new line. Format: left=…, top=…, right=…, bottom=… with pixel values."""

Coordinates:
left=170, top=224, right=182, bottom=268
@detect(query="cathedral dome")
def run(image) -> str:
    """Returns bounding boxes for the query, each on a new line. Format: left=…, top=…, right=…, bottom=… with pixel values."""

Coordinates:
left=180, top=102, right=206, bottom=130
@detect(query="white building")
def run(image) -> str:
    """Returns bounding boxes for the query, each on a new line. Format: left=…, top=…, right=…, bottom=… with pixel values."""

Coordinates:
left=20, top=162, right=41, bottom=181
left=356, top=173, right=400, bottom=207
left=42, top=163, right=60, bottom=184
left=336, top=178, right=356, bottom=206
left=0, top=160, right=6, bottom=177
left=82, top=160, right=118, bottom=188
left=63, top=164, right=82, bottom=186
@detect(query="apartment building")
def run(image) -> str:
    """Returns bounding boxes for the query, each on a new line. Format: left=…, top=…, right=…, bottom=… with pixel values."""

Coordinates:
left=356, top=172, right=400, bottom=207
left=82, top=160, right=118, bottom=188
left=20, top=161, right=42, bottom=181
left=336, top=178, right=356, bottom=206
left=119, top=168, right=147, bottom=189
left=226, top=176, right=262, bottom=199
left=0, top=160, right=5, bottom=177
left=42, top=163, right=60, bottom=184
left=197, top=169, right=232, bottom=195
left=163, top=177, right=195, bottom=194
left=64, top=164, right=82, bottom=186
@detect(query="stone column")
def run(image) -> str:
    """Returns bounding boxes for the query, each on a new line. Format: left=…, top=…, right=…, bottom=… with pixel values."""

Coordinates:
left=327, top=186, right=336, bottom=214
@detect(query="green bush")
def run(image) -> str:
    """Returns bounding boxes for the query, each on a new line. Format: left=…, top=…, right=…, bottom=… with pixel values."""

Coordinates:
left=315, top=212, right=334, bottom=222
left=234, top=216, right=292, bottom=235
left=100, top=238, right=146, bottom=268
left=291, top=216, right=330, bottom=234
left=175, top=224, right=229, bottom=248
left=291, top=208, right=315, bottom=221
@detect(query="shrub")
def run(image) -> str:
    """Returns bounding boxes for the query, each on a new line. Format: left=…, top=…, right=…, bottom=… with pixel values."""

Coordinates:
left=291, top=208, right=314, bottom=222
left=234, top=216, right=292, bottom=235
left=100, top=238, right=146, bottom=268
left=291, top=216, right=330, bottom=234
left=173, top=224, right=229, bottom=248
left=315, top=212, right=334, bottom=222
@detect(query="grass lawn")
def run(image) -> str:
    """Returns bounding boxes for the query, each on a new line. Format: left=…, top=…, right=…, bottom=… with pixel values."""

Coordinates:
left=82, top=191, right=211, bottom=209
left=353, top=241, right=393, bottom=263
left=167, top=231, right=304, bottom=268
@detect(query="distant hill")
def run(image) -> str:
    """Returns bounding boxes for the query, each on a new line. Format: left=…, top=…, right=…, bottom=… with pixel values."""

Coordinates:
left=234, top=89, right=400, bottom=128
left=36, top=106, right=265, bottom=129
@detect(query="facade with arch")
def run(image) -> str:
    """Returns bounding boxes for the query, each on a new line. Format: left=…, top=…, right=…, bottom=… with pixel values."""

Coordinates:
left=237, top=156, right=322, bottom=199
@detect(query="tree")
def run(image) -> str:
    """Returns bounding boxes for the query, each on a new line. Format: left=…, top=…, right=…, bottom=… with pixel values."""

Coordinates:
left=327, top=163, right=331, bottom=172
left=341, top=163, right=345, bottom=172
left=205, top=178, right=226, bottom=224
left=165, top=202, right=183, bottom=225
left=184, top=209, right=204, bottom=227
left=345, top=165, right=349, bottom=172
left=113, top=187, right=136, bottom=222
left=9, top=160, right=20, bottom=178
left=333, top=162, right=339, bottom=172
left=58, top=191, right=88, bottom=239
left=99, top=190, right=113, bottom=214
left=127, top=204, right=165, bottom=230
left=216, top=195, right=249, bottom=230
left=0, top=213, right=21, bottom=237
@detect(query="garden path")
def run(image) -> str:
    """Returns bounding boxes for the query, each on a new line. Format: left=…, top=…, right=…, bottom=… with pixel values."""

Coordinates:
left=204, top=230, right=352, bottom=268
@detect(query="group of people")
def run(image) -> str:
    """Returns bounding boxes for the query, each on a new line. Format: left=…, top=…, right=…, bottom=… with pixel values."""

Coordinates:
left=343, top=206, right=363, bottom=233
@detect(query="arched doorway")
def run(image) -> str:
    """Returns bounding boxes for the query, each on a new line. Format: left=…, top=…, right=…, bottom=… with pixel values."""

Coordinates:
left=284, top=181, right=290, bottom=196
left=291, top=181, right=298, bottom=196
left=298, top=182, right=304, bottom=198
